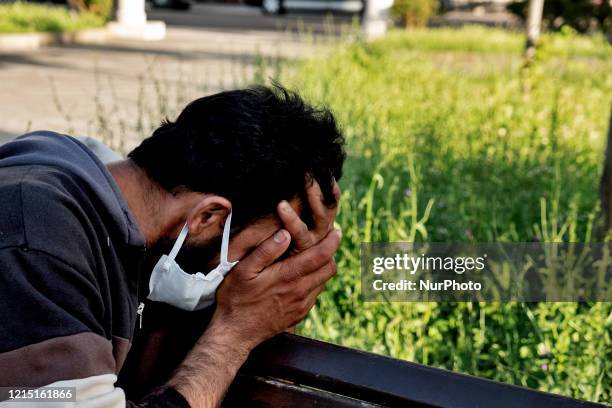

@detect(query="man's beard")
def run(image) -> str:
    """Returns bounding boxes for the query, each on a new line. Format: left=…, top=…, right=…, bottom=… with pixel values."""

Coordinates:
left=144, top=233, right=223, bottom=274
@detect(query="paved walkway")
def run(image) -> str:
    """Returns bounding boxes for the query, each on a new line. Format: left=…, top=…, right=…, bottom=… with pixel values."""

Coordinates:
left=0, top=3, right=516, bottom=149
left=0, top=4, right=350, bottom=151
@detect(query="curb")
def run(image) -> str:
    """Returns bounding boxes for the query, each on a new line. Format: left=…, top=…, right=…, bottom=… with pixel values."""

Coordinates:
left=0, top=28, right=110, bottom=52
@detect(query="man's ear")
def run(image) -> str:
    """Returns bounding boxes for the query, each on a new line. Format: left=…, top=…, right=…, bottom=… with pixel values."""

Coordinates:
left=186, top=195, right=232, bottom=238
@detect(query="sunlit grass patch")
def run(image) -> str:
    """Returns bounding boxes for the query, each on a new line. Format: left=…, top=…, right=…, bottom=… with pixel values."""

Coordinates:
left=281, top=27, right=612, bottom=404
left=0, top=2, right=105, bottom=34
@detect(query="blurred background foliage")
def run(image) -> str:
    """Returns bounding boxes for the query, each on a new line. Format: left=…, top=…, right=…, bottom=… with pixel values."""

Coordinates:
left=0, top=1, right=106, bottom=33
left=392, top=0, right=438, bottom=28
left=272, top=26, right=612, bottom=404
left=66, top=0, right=113, bottom=20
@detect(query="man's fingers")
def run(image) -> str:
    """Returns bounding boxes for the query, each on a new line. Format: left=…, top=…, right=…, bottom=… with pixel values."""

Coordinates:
left=306, top=179, right=332, bottom=235
left=302, top=260, right=336, bottom=294
left=332, top=178, right=341, bottom=203
left=306, top=178, right=327, bottom=219
left=278, top=201, right=312, bottom=250
left=296, top=282, right=327, bottom=323
left=234, top=229, right=291, bottom=277
left=276, top=229, right=341, bottom=282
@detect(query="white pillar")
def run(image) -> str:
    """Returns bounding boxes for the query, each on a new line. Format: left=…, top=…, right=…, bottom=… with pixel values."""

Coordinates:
left=525, top=0, right=544, bottom=60
left=108, top=0, right=166, bottom=41
left=362, top=0, right=393, bottom=40
left=116, top=0, right=147, bottom=27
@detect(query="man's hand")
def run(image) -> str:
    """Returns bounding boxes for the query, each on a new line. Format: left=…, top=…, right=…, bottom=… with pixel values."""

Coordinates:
left=277, top=177, right=341, bottom=334
left=167, top=226, right=341, bottom=408
left=278, top=177, right=341, bottom=253
left=214, top=226, right=341, bottom=349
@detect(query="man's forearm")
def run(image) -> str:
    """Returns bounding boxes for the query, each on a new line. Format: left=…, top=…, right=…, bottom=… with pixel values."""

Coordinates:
left=165, top=218, right=341, bottom=408
left=167, top=319, right=252, bottom=408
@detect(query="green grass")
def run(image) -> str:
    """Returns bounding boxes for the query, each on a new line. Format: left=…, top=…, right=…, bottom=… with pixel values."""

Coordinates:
left=279, top=27, right=612, bottom=403
left=374, top=26, right=611, bottom=58
left=0, top=2, right=105, bottom=34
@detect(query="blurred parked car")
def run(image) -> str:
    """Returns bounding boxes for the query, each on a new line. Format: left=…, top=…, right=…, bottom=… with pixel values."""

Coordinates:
left=244, top=0, right=363, bottom=15
left=147, top=0, right=192, bottom=10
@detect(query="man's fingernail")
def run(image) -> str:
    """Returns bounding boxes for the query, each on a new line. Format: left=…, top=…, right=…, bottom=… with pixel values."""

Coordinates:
left=274, top=230, right=288, bottom=243
left=280, top=201, right=291, bottom=212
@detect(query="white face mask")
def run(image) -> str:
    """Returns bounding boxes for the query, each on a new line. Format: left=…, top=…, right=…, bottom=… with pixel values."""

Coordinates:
left=147, top=212, right=238, bottom=311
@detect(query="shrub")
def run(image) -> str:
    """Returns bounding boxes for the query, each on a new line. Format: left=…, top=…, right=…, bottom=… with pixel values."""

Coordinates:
left=0, top=2, right=105, bottom=33
left=392, top=0, right=438, bottom=28
left=67, top=0, right=113, bottom=21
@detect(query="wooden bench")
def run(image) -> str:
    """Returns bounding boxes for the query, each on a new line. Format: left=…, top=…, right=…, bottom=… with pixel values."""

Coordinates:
left=224, top=333, right=606, bottom=408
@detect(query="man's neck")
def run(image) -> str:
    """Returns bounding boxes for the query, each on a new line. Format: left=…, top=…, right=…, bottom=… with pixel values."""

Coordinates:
left=107, top=160, right=171, bottom=246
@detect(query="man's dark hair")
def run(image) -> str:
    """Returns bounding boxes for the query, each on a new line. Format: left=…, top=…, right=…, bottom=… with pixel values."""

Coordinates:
left=128, top=84, right=345, bottom=229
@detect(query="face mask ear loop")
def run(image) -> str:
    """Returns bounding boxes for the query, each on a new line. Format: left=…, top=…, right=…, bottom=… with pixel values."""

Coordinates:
left=220, top=211, right=233, bottom=264
left=166, top=223, right=189, bottom=267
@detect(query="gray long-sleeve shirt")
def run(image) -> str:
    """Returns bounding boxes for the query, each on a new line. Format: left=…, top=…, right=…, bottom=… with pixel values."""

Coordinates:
left=0, top=131, right=188, bottom=407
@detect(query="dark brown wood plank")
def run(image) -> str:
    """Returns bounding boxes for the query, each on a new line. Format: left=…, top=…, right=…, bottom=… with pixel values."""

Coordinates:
left=235, top=333, right=606, bottom=408
left=224, top=375, right=384, bottom=408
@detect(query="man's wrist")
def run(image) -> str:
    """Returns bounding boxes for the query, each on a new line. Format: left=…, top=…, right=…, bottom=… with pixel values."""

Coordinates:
left=200, top=315, right=255, bottom=362
left=166, top=316, right=255, bottom=408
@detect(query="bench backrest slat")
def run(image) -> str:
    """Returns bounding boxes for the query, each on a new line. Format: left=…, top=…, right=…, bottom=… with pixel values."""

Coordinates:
left=224, top=333, right=606, bottom=408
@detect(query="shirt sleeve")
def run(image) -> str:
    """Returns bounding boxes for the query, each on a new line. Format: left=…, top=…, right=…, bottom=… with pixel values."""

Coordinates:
left=0, top=247, right=189, bottom=407
left=0, top=246, right=112, bottom=387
